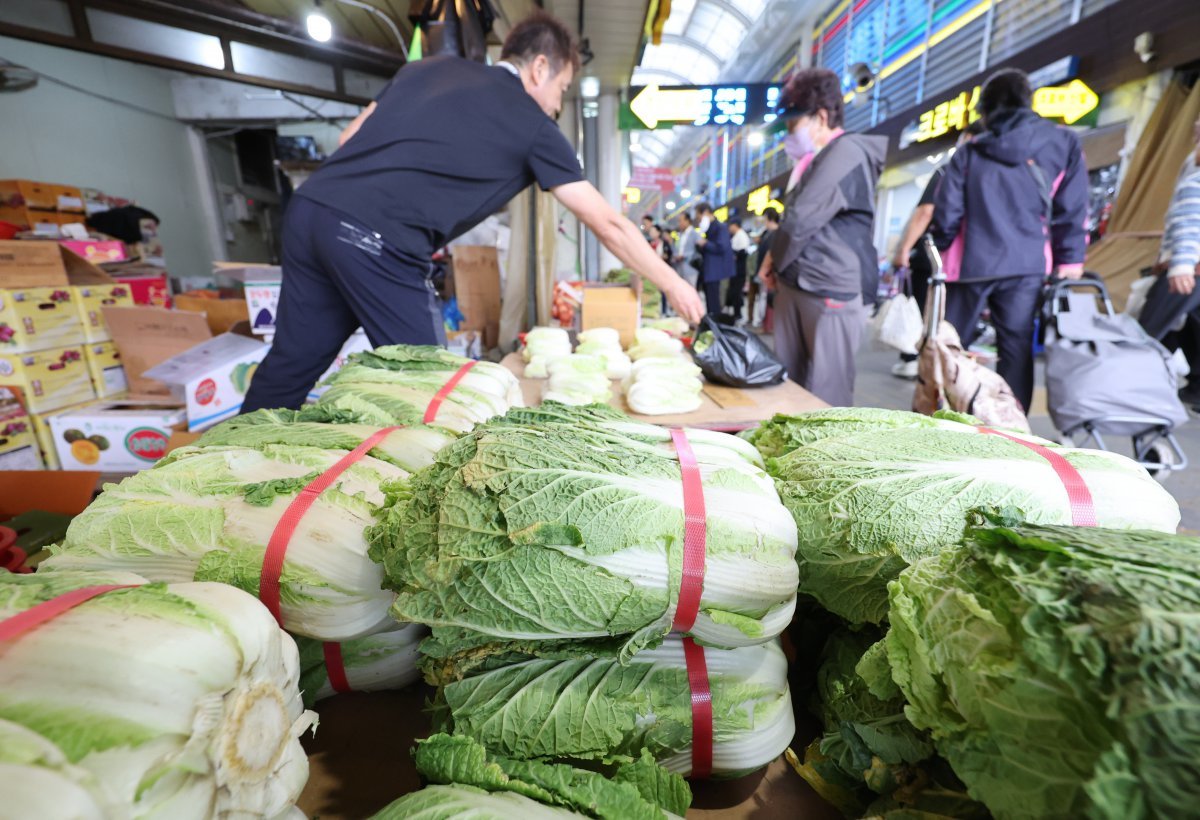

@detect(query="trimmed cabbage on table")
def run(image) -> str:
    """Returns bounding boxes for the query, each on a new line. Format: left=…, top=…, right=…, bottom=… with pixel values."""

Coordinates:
left=43, top=416, right=454, bottom=641
left=750, top=408, right=1180, bottom=623
left=886, top=513, right=1200, bottom=820
left=304, top=344, right=523, bottom=432
left=425, top=636, right=794, bottom=778
left=0, top=571, right=315, bottom=820
left=369, top=402, right=799, bottom=660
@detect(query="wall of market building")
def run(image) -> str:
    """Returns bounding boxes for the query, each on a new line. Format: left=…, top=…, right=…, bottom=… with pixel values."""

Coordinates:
left=0, top=35, right=216, bottom=281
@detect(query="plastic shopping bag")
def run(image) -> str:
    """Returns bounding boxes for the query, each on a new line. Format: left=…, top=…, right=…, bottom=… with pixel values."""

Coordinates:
left=872, top=294, right=923, bottom=355
left=691, top=315, right=787, bottom=387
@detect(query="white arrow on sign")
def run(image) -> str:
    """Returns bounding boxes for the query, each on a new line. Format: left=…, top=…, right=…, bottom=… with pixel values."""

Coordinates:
left=629, top=84, right=711, bottom=129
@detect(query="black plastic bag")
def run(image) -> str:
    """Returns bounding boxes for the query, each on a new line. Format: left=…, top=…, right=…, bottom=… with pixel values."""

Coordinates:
left=690, top=315, right=787, bottom=388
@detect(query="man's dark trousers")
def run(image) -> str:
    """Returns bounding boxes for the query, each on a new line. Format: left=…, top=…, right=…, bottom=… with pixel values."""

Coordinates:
left=944, top=273, right=1043, bottom=412
left=242, top=197, right=444, bottom=413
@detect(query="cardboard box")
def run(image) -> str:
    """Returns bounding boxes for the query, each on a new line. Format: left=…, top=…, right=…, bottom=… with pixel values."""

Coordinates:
left=49, top=401, right=185, bottom=471
left=581, top=284, right=640, bottom=348
left=84, top=341, right=128, bottom=398
left=0, top=239, right=115, bottom=289
left=60, top=240, right=126, bottom=265
left=175, top=294, right=250, bottom=336
left=0, top=180, right=57, bottom=210
left=452, top=246, right=501, bottom=350
left=103, top=306, right=211, bottom=397
left=306, top=330, right=371, bottom=402
left=30, top=408, right=61, bottom=469
left=0, top=285, right=85, bottom=352
left=0, top=345, right=95, bottom=413
left=213, top=263, right=282, bottom=337
left=0, top=419, right=44, bottom=470
left=143, top=333, right=269, bottom=431
left=109, top=269, right=171, bottom=307
left=72, top=282, right=134, bottom=342
left=53, top=185, right=84, bottom=213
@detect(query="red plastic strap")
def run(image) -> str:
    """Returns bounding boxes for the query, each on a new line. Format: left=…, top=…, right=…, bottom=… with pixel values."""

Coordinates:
left=682, top=636, right=714, bottom=779
left=0, top=526, right=31, bottom=574
left=0, top=585, right=138, bottom=644
left=980, top=427, right=1097, bottom=527
left=423, top=361, right=477, bottom=424
left=322, top=641, right=353, bottom=694
left=259, top=425, right=404, bottom=627
left=670, top=428, right=707, bottom=633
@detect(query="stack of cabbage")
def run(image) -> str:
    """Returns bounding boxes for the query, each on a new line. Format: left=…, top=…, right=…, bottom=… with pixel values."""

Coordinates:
left=43, top=410, right=455, bottom=644
left=305, top=345, right=524, bottom=432
left=0, top=570, right=315, bottom=820
left=371, top=734, right=690, bottom=819
left=627, top=327, right=685, bottom=360
left=522, top=326, right=573, bottom=377
left=574, top=327, right=632, bottom=380
left=370, top=402, right=799, bottom=775
left=749, top=407, right=1180, bottom=624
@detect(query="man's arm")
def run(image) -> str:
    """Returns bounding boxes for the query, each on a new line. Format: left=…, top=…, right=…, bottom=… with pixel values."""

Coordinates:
left=552, top=181, right=704, bottom=322
left=338, top=102, right=377, bottom=147
left=893, top=204, right=935, bottom=267
left=1164, top=173, right=1200, bottom=295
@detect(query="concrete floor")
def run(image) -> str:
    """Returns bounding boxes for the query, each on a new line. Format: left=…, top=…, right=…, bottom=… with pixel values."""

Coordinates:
left=850, top=343, right=1200, bottom=533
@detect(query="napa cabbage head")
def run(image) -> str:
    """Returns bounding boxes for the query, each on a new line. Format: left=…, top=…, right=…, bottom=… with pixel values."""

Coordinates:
left=771, top=424, right=1179, bottom=623
left=886, top=511, right=1200, bottom=820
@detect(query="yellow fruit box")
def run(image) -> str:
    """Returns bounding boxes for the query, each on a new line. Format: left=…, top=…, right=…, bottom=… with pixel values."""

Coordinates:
left=0, top=286, right=86, bottom=353
left=0, top=345, right=96, bottom=414
left=71, top=283, right=134, bottom=343
left=0, top=417, right=45, bottom=470
left=83, top=341, right=128, bottom=399
left=49, top=401, right=185, bottom=472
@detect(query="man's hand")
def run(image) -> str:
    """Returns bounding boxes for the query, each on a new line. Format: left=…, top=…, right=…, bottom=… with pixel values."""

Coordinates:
left=757, top=251, right=775, bottom=291
left=696, top=236, right=708, bottom=247
left=1169, top=274, right=1196, bottom=296
left=891, top=254, right=909, bottom=269
left=664, top=280, right=704, bottom=324
left=1054, top=263, right=1085, bottom=279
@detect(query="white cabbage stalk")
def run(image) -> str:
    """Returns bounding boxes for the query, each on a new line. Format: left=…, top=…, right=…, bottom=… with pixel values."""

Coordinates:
left=0, top=719, right=118, bottom=820
left=628, top=328, right=686, bottom=360
left=523, top=327, right=572, bottom=362
left=575, top=337, right=632, bottom=380
left=624, top=358, right=704, bottom=416
left=0, top=571, right=316, bottom=820
left=525, top=353, right=569, bottom=379
left=576, top=327, right=621, bottom=347
left=297, top=624, right=425, bottom=705
left=44, top=444, right=407, bottom=641
left=644, top=316, right=690, bottom=337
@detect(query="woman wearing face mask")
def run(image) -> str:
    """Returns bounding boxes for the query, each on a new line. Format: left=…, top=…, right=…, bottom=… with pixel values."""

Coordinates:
left=757, top=68, right=886, bottom=406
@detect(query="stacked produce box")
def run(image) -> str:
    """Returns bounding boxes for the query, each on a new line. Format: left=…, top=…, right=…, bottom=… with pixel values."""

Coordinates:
left=4, top=343, right=1199, bottom=820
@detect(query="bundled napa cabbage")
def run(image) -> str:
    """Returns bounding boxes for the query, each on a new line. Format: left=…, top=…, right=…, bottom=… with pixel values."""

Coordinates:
left=374, top=734, right=690, bottom=820
left=0, top=571, right=315, bottom=820
left=369, top=403, right=799, bottom=659
left=306, top=345, right=523, bottom=432
left=542, top=354, right=613, bottom=405
left=623, top=357, right=703, bottom=416
left=295, top=624, right=425, bottom=706
left=44, top=440, right=420, bottom=641
left=427, top=636, right=794, bottom=778
left=627, top=327, right=685, bottom=360
left=745, top=407, right=987, bottom=460
left=886, top=513, right=1200, bottom=820
left=760, top=408, right=1179, bottom=623
left=575, top=327, right=632, bottom=380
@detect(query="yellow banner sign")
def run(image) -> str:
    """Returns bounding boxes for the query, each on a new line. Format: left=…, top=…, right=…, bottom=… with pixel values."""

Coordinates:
left=914, top=79, right=1098, bottom=142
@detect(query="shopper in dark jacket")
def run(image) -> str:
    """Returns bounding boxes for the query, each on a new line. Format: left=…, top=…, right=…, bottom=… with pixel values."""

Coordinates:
left=695, top=201, right=734, bottom=315
left=931, top=68, right=1088, bottom=411
left=760, top=68, right=886, bottom=406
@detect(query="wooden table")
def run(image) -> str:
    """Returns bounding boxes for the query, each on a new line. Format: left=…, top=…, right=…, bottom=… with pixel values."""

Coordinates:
left=500, top=353, right=827, bottom=432
left=296, top=689, right=841, bottom=819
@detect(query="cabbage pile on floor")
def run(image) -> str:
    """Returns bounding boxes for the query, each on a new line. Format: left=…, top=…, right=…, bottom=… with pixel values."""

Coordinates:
left=372, top=734, right=690, bottom=819
left=370, top=402, right=799, bottom=776
left=886, top=513, right=1200, bottom=820
left=44, top=412, right=455, bottom=641
left=304, top=345, right=523, bottom=432
left=0, top=570, right=315, bottom=820
left=751, top=408, right=1180, bottom=623
left=371, top=402, right=799, bottom=658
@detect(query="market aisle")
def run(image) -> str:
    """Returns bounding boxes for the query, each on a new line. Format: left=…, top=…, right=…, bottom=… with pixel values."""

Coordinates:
left=853, top=345, right=1200, bottom=533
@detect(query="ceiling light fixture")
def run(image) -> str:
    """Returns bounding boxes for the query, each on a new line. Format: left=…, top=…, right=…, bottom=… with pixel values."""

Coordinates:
left=680, top=188, right=692, bottom=198
left=306, top=2, right=333, bottom=42
left=747, top=131, right=764, bottom=148
left=580, top=76, right=601, bottom=99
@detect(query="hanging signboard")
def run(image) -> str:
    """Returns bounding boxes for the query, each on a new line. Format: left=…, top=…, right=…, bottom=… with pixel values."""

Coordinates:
left=623, top=83, right=782, bottom=130
left=629, top=166, right=676, bottom=192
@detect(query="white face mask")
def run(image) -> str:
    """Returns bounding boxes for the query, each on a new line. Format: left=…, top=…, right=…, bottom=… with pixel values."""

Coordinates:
left=699, top=216, right=712, bottom=232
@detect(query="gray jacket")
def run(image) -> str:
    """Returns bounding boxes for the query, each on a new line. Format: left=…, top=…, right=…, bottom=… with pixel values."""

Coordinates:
left=772, top=133, right=887, bottom=302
